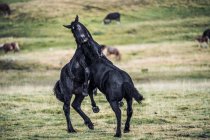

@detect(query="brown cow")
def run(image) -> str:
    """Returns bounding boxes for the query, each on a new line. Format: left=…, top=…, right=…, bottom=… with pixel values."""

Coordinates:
left=0, top=3, right=11, bottom=16
left=101, top=45, right=121, bottom=60
left=0, top=42, right=20, bottom=53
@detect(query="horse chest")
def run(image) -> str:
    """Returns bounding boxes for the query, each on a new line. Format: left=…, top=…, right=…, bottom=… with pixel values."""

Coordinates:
left=74, top=62, right=80, bottom=68
left=71, top=62, right=85, bottom=81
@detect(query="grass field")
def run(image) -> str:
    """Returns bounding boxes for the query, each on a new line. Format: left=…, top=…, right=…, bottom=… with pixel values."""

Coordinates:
left=0, top=0, right=210, bottom=139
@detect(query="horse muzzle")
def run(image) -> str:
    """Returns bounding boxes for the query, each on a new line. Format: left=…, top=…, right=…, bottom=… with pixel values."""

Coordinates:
left=79, top=36, right=89, bottom=44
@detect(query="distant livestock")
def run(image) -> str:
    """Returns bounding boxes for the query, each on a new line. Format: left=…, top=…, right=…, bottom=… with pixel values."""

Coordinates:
left=203, top=29, right=210, bottom=38
left=101, top=45, right=121, bottom=61
left=0, top=3, right=11, bottom=16
left=103, top=12, right=120, bottom=24
left=0, top=42, right=20, bottom=53
left=196, top=29, right=210, bottom=48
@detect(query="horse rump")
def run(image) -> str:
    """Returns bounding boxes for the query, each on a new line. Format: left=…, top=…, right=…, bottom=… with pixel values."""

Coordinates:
left=53, top=80, right=64, bottom=102
left=123, top=82, right=144, bottom=103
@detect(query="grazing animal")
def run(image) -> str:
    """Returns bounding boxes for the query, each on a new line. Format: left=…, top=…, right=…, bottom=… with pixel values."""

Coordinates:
left=0, top=3, right=11, bottom=16
left=202, top=28, right=210, bottom=39
left=196, top=29, right=210, bottom=48
left=103, top=12, right=120, bottom=24
left=54, top=16, right=100, bottom=133
left=0, top=42, right=20, bottom=53
left=69, top=16, right=144, bottom=137
left=101, top=45, right=121, bottom=60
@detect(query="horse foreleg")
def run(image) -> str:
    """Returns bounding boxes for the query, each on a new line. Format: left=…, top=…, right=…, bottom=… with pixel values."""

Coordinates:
left=89, top=90, right=100, bottom=113
left=71, top=94, right=94, bottom=130
left=124, top=98, right=133, bottom=133
left=82, top=67, right=90, bottom=96
left=63, top=96, right=76, bottom=133
left=110, top=101, right=122, bottom=137
left=88, top=81, right=100, bottom=113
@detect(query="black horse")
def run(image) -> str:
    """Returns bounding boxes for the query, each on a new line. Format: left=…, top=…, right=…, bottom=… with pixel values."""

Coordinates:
left=54, top=16, right=99, bottom=133
left=82, top=41, right=144, bottom=137
left=65, top=16, right=144, bottom=137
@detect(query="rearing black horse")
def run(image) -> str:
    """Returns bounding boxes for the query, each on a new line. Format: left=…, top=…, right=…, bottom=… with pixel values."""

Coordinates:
left=54, top=16, right=100, bottom=133
left=82, top=39, right=144, bottom=138
left=65, top=15, right=144, bottom=137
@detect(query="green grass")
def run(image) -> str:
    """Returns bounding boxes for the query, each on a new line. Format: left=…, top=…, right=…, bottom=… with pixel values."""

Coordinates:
left=1, top=0, right=210, bottom=51
left=1, top=42, right=210, bottom=139
left=0, top=78, right=209, bottom=139
left=0, top=0, right=210, bottom=139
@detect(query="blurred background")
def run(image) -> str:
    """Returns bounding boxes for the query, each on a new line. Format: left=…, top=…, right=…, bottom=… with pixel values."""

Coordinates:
left=0, top=0, right=210, bottom=139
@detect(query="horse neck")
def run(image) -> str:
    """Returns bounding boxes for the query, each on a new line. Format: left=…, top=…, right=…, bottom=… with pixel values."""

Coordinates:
left=82, top=43, right=99, bottom=63
left=74, top=47, right=82, bottom=57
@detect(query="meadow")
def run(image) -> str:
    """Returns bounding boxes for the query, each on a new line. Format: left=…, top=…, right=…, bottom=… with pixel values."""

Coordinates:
left=0, top=0, right=210, bottom=139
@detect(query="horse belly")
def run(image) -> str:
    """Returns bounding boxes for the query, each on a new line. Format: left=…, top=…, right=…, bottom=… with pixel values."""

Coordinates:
left=71, top=62, right=85, bottom=81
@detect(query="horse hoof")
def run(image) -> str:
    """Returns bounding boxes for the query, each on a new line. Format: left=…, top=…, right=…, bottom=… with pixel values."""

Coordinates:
left=92, top=106, right=100, bottom=113
left=123, top=129, right=130, bottom=133
left=68, top=129, right=77, bottom=133
left=119, top=101, right=124, bottom=107
left=86, top=123, right=94, bottom=130
left=88, top=124, right=94, bottom=130
left=114, top=133, right=121, bottom=137
left=85, top=121, right=94, bottom=130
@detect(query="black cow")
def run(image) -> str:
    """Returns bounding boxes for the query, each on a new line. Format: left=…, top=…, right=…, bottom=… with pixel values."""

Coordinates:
left=196, top=29, right=210, bottom=48
left=0, top=3, right=11, bottom=16
left=103, top=12, right=120, bottom=24
left=202, top=29, right=210, bottom=39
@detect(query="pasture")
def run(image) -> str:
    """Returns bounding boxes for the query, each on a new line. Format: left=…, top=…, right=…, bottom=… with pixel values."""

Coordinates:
left=0, top=0, right=210, bottom=139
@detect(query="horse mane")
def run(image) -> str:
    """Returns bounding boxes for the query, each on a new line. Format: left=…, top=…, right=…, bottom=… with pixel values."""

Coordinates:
left=78, top=22, right=93, bottom=40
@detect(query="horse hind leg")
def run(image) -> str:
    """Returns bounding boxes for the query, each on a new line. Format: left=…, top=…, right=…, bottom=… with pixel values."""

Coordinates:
left=63, top=95, right=76, bottom=133
left=124, top=97, right=133, bottom=133
left=71, top=94, right=94, bottom=130
left=109, top=100, right=122, bottom=137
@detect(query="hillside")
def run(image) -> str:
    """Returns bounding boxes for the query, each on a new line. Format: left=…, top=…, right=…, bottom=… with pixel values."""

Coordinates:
left=0, top=0, right=210, bottom=50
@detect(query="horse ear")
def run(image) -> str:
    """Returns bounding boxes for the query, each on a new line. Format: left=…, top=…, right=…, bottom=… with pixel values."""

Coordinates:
left=63, top=24, right=71, bottom=29
left=75, top=15, right=79, bottom=22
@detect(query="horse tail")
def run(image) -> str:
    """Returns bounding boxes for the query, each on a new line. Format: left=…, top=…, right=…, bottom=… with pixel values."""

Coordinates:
left=53, top=80, right=64, bottom=102
left=123, top=82, right=144, bottom=104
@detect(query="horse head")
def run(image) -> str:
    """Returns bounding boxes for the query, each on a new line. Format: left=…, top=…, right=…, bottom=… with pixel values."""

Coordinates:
left=64, top=15, right=92, bottom=44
